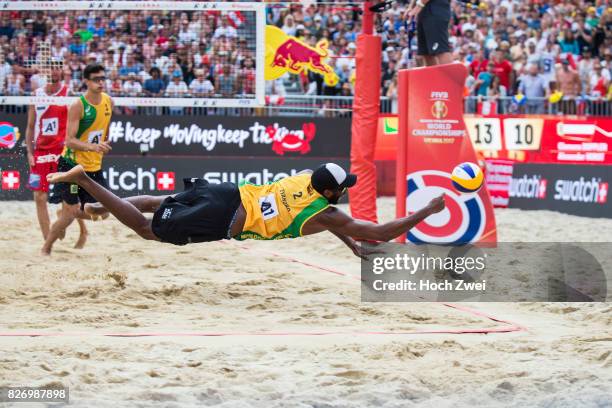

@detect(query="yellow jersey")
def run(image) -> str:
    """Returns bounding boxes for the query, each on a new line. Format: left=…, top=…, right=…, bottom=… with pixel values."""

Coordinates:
left=61, top=92, right=112, bottom=172
left=236, top=174, right=329, bottom=240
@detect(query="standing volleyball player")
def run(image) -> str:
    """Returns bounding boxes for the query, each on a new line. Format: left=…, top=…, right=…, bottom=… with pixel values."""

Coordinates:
left=42, top=64, right=113, bottom=255
left=25, top=61, right=87, bottom=242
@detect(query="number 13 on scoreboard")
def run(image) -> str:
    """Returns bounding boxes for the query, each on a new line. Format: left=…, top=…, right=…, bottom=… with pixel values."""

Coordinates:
left=503, top=118, right=544, bottom=151
left=464, top=117, right=502, bottom=151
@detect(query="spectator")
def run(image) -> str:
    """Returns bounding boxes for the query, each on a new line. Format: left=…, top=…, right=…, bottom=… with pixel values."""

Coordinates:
left=213, top=16, right=237, bottom=39
left=90, top=17, right=105, bottom=38
left=281, top=15, right=297, bottom=37
left=539, top=40, right=559, bottom=86
left=475, top=62, right=495, bottom=98
left=178, top=19, right=197, bottom=44
left=189, top=68, right=214, bottom=97
left=123, top=72, right=142, bottom=115
left=142, top=34, right=156, bottom=60
left=118, top=54, right=141, bottom=78
left=557, top=59, right=582, bottom=113
left=165, top=70, right=188, bottom=115
left=143, top=67, right=165, bottom=97
left=75, top=18, right=93, bottom=43
left=32, top=12, right=47, bottom=38
left=68, top=34, right=87, bottom=56
left=123, top=72, right=142, bottom=96
left=51, top=37, right=68, bottom=60
left=0, top=14, right=15, bottom=39
left=386, top=74, right=398, bottom=113
left=491, top=49, right=514, bottom=93
left=6, top=71, right=23, bottom=95
left=469, top=49, right=488, bottom=79
left=238, top=58, right=256, bottom=95
left=590, top=61, right=610, bottom=98
left=216, top=64, right=235, bottom=97
left=559, top=29, right=580, bottom=56
left=557, top=59, right=582, bottom=97
left=578, top=46, right=596, bottom=92
left=518, top=64, right=548, bottom=113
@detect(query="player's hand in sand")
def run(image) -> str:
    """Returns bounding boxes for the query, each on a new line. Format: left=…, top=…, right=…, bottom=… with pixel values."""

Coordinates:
left=350, top=242, right=385, bottom=261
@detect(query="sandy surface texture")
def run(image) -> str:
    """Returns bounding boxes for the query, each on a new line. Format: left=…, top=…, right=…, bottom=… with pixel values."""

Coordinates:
left=0, top=198, right=610, bottom=407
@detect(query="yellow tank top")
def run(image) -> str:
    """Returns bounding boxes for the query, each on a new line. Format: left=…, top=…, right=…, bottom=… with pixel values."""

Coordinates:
left=236, top=174, right=329, bottom=240
left=61, top=93, right=112, bottom=172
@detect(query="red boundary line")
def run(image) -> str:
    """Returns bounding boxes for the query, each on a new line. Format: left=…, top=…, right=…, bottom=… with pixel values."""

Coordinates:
left=0, top=242, right=526, bottom=338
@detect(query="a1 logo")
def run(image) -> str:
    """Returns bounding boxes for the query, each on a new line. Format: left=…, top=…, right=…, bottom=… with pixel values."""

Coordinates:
left=88, top=130, right=103, bottom=144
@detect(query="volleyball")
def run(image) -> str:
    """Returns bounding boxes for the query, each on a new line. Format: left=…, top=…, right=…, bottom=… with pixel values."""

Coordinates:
left=451, top=162, right=484, bottom=193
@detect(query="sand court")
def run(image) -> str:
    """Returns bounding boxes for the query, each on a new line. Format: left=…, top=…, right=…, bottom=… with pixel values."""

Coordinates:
left=1, top=199, right=611, bottom=407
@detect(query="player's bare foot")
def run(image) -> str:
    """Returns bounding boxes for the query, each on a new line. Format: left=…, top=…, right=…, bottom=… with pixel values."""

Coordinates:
left=84, top=203, right=110, bottom=221
left=41, top=245, right=51, bottom=256
left=74, top=231, right=88, bottom=249
left=47, top=164, right=86, bottom=184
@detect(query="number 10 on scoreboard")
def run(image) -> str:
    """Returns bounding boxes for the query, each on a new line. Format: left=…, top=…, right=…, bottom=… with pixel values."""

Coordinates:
left=503, top=118, right=544, bottom=151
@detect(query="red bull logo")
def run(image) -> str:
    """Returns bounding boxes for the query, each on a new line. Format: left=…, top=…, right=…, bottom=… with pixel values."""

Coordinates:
left=0, top=122, right=19, bottom=149
left=265, top=25, right=339, bottom=87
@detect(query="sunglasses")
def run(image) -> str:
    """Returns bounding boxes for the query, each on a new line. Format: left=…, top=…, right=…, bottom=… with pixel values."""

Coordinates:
left=88, top=76, right=106, bottom=83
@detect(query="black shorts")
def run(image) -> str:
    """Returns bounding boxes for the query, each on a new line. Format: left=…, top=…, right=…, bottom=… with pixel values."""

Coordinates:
left=417, top=0, right=451, bottom=56
left=49, top=157, right=108, bottom=208
left=151, top=178, right=242, bottom=246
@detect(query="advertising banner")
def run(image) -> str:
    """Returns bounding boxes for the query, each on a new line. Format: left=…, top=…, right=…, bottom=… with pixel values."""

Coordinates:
left=484, top=159, right=514, bottom=208
left=508, top=163, right=610, bottom=218
left=397, top=64, right=497, bottom=244
left=0, top=152, right=348, bottom=200
left=377, top=115, right=612, bottom=165
left=1, top=113, right=351, bottom=158
left=464, top=115, right=612, bottom=165
left=107, top=115, right=351, bottom=157
left=0, top=113, right=350, bottom=201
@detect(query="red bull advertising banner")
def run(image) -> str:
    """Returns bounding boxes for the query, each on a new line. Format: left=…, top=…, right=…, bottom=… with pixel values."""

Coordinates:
left=396, top=64, right=497, bottom=244
left=265, top=25, right=339, bottom=87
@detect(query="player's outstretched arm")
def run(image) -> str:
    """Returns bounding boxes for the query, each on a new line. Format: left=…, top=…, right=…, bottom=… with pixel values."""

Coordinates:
left=316, top=195, right=446, bottom=242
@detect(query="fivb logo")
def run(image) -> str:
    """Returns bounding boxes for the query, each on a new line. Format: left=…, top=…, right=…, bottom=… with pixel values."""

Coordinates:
left=509, top=175, right=547, bottom=199
left=104, top=167, right=175, bottom=192
left=554, top=177, right=608, bottom=204
left=406, top=170, right=486, bottom=244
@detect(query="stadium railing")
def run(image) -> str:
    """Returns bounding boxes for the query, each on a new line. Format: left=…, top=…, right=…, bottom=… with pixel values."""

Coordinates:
left=464, top=96, right=612, bottom=117
left=3, top=95, right=610, bottom=117
left=0, top=95, right=393, bottom=117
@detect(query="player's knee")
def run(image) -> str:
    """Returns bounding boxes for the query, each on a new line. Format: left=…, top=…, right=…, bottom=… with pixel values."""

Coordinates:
left=33, top=192, right=47, bottom=204
left=136, top=221, right=155, bottom=241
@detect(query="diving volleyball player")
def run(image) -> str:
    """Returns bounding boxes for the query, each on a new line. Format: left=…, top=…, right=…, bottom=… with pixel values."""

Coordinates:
left=46, top=163, right=446, bottom=258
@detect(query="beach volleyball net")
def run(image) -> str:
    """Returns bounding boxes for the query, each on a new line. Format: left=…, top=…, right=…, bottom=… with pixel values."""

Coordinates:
left=0, top=1, right=265, bottom=108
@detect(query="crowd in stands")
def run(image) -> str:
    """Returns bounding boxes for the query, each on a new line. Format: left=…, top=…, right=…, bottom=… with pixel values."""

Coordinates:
left=269, top=0, right=612, bottom=114
left=0, top=9, right=257, bottom=103
left=0, top=1, right=611, bottom=115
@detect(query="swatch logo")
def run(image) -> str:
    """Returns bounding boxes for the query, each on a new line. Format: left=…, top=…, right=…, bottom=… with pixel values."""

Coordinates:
left=554, top=178, right=608, bottom=204
left=509, top=175, right=547, bottom=199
